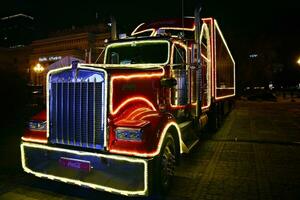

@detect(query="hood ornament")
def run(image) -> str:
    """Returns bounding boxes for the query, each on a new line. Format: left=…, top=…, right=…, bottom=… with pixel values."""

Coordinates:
left=71, top=60, right=79, bottom=80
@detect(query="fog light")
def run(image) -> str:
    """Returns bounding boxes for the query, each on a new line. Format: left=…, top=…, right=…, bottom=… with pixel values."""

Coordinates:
left=28, top=120, right=47, bottom=131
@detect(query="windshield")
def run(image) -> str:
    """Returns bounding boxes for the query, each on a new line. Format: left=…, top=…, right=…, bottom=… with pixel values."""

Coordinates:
left=105, top=40, right=169, bottom=64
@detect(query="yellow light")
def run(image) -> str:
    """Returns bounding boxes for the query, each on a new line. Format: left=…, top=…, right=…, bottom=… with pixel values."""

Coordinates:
left=104, top=40, right=171, bottom=65
left=21, top=137, right=48, bottom=144
left=297, top=57, right=300, bottom=65
left=110, top=66, right=165, bottom=115
left=199, top=22, right=212, bottom=110
left=131, top=23, right=156, bottom=36
left=112, top=97, right=157, bottom=116
left=126, top=107, right=149, bottom=119
left=21, top=142, right=148, bottom=196
left=33, top=63, right=45, bottom=73
left=129, top=108, right=151, bottom=120
left=214, top=19, right=236, bottom=100
left=140, top=113, right=159, bottom=120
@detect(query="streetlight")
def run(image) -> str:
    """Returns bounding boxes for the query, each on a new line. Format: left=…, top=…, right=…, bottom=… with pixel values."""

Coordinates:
left=33, top=63, right=45, bottom=87
left=297, top=57, right=300, bottom=66
left=33, top=63, right=44, bottom=73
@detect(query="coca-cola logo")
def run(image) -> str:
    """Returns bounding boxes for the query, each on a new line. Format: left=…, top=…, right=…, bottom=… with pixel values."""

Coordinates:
left=67, top=161, right=81, bottom=169
left=59, top=157, right=90, bottom=172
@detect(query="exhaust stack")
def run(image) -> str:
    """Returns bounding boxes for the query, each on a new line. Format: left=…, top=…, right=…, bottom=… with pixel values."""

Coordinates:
left=194, top=7, right=202, bottom=118
left=111, top=16, right=117, bottom=40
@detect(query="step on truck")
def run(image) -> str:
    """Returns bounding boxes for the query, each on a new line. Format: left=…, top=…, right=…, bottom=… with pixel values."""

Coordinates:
left=21, top=16, right=235, bottom=196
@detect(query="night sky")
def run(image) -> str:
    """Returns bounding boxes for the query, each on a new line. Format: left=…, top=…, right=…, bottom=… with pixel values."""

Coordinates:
left=1, top=0, right=299, bottom=85
left=2, top=0, right=299, bottom=35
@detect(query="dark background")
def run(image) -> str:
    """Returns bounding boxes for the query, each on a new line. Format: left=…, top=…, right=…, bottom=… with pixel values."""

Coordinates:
left=1, top=0, right=299, bottom=85
left=0, top=0, right=299, bottom=125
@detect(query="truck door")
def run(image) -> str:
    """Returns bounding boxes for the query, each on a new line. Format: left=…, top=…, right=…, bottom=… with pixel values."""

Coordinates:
left=170, top=42, right=188, bottom=116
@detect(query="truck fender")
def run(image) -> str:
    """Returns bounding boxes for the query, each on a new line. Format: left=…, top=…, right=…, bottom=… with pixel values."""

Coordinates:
left=138, top=112, right=185, bottom=157
left=109, top=110, right=185, bottom=157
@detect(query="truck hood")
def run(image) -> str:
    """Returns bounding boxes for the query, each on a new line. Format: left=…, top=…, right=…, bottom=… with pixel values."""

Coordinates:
left=78, top=64, right=165, bottom=117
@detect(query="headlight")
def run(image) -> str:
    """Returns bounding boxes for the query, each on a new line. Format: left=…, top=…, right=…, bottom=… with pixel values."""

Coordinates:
left=28, top=120, right=47, bottom=131
left=115, top=128, right=143, bottom=142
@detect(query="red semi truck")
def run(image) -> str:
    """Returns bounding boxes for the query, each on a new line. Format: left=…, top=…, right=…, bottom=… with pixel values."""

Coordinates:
left=21, top=17, right=235, bottom=196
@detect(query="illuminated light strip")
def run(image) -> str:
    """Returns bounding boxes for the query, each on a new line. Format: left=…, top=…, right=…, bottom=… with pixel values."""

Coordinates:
left=104, top=40, right=170, bottom=65
left=21, top=137, right=47, bottom=144
left=140, top=113, right=159, bottom=120
left=132, top=29, right=156, bottom=36
left=213, top=20, right=236, bottom=100
left=131, top=22, right=145, bottom=35
left=199, top=22, right=212, bottom=110
left=20, top=142, right=148, bottom=196
left=213, top=19, right=218, bottom=100
left=85, top=63, right=165, bottom=69
left=159, top=26, right=195, bottom=31
left=131, top=110, right=156, bottom=120
left=126, top=108, right=149, bottom=119
left=153, top=26, right=195, bottom=36
left=131, top=23, right=156, bottom=36
left=201, top=53, right=209, bottom=62
left=110, top=121, right=185, bottom=157
left=131, top=109, right=153, bottom=120
left=170, top=104, right=186, bottom=109
left=46, top=65, right=108, bottom=147
left=170, top=41, right=188, bottom=108
left=215, top=95, right=235, bottom=100
left=216, top=87, right=235, bottom=89
left=110, top=66, right=165, bottom=115
left=202, top=18, right=215, bottom=98
left=202, top=17, right=214, bottom=21
left=112, top=97, right=157, bottom=116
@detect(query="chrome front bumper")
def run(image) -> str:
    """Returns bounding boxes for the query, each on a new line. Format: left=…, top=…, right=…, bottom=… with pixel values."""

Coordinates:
left=21, top=142, right=149, bottom=196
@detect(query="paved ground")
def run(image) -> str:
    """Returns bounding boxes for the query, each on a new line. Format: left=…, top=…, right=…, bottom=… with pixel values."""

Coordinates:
left=1, top=100, right=300, bottom=200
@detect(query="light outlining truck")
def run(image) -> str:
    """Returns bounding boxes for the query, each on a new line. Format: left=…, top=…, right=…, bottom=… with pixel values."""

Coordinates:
left=21, top=16, right=235, bottom=196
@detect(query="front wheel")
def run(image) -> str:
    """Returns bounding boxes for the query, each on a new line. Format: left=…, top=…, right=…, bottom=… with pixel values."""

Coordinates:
left=155, top=133, right=176, bottom=194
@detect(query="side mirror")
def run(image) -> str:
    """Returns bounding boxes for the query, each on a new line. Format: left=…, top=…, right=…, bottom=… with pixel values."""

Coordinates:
left=160, top=78, right=177, bottom=88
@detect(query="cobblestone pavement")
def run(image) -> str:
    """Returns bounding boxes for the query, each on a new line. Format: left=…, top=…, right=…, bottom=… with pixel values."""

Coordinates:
left=167, top=101, right=300, bottom=200
left=0, top=101, right=300, bottom=200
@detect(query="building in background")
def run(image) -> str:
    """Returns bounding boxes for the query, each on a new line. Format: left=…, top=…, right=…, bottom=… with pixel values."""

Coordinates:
left=0, top=46, right=31, bottom=77
left=0, top=13, right=36, bottom=48
left=0, top=13, right=111, bottom=100
left=29, top=23, right=110, bottom=97
left=0, top=13, right=35, bottom=79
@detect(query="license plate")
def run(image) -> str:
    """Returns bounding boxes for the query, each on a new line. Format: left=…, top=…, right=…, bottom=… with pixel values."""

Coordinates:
left=59, top=157, right=91, bottom=172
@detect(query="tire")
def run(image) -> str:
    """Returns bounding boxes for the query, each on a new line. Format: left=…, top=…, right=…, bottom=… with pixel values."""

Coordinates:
left=155, top=133, right=176, bottom=194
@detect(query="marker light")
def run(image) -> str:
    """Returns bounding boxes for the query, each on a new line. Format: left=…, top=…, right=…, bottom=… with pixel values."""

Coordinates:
left=115, top=128, right=143, bottom=142
left=28, top=120, right=47, bottom=131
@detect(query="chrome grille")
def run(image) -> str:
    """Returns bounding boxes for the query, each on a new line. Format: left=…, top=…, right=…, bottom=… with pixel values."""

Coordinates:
left=49, top=69, right=106, bottom=150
